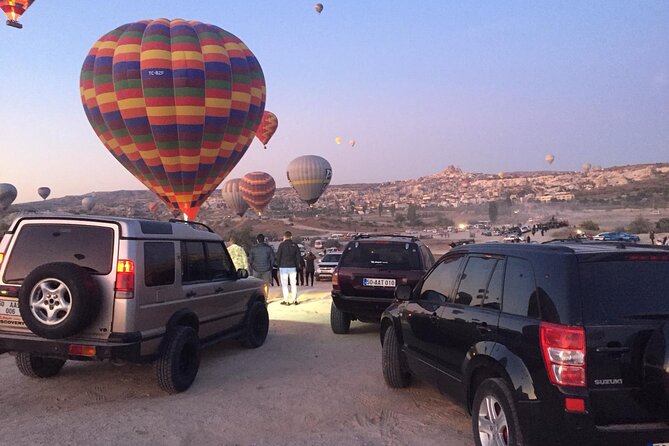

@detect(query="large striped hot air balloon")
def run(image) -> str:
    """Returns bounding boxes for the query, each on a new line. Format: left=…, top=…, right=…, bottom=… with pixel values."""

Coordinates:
left=256, top=111, right=278, bottom=150
left=0, top=183, right=17, bottom=210
left=287, top=155, right=332, bottom=205
left=221, top=178, right=249, bottom=217
left=1, top=0, right=34, bottom=29
left=80, top=19, right=266, bottom=220
left=239, top=172, right=275, bottom=215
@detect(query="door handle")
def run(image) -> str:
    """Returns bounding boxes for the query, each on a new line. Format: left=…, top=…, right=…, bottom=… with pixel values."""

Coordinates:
left=186, top=291, right=196, bottom=298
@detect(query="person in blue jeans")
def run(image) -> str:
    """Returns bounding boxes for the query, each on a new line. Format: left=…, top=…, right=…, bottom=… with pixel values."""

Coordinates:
left=275, top=231, right=301, bottom=305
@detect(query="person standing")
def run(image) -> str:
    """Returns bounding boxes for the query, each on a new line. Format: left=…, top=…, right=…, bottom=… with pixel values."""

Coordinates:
left=298, top=253, right=306, bottom=286
left=248, top=234, right=275, bottom=283
left=304, top=251, right=316, bottom=286
left=650, top=231, right=655, bottom=245
left=227, top=236, right=248, bottom=271
left=276, top=231, right=301, bottom=305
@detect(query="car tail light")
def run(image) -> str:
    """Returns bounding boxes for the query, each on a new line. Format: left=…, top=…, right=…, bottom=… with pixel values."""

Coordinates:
left=0, top=252, right=4, bottom=267
left=332, top=269, right=339, bottom=286
left=68, top=344, right=96, bottom=357
left=114, top=259, right=135, bottom=299
left=540, top=322, right=586, bottom=387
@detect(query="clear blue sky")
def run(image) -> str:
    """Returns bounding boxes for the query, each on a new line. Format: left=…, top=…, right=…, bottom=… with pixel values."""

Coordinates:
left=1, top=1, right=667, bottom=203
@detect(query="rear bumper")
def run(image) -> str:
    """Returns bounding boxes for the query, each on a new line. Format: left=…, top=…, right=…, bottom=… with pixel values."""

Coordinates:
left=0, top=331, right=144, bottom=362
left=331, top=290, right=394, bottom=321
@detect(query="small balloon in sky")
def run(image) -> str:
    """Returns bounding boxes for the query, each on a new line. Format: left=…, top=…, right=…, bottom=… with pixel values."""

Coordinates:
left=545, top=153, right=555, bottom=165
left=82, top=196, right=96, bottom=212
left=221, top=178, right=249, bottom=217
left=37, top=186, right=51, bottom=200
left=335, top=137, right=342, bottom=145
left=256, top=111, right=278, bottom=150
left=314, top=3, right=323, bottom=14
left=498, top=172, right=504, bottom=179
left=1, top=0, right=34, bottom=29
left=0, top=183, right=17, bottom=210
left=349, top=139, right=356, bottom=147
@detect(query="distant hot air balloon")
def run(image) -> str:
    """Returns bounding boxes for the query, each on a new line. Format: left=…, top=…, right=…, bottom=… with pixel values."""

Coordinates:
left=314, top=3, right=323, bottom=13
left=80, top=19, right=266, bottom=221
left=498, top=172, right=505, bottom=179
left=335, top=137, right=342, bottom=145
left=256, top=111, right=278, bottom=150
left=37, top=186, right=50, bottom=200
left=82, top=196, right=96, bottom=212
left=147, top=201, right=159, bottom=217
left=349, top=139, right=356, bottom=147
left=239, top=172, right=275, bottom=215
left=221, top=178, right=249, bottom=217
left=545, top=153, right=555, bottom=165
left=581, top=162, right=592, bottom=174
left=1, top=0, right=34, bottom=29
left=287, top=155, right=332, bottom=205
left=0, top=183, right=17, bottom=211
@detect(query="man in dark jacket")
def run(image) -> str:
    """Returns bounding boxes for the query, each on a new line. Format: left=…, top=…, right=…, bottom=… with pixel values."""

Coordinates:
left=248, top=234, right=275, bottom=284
left=304, top=251, right=316, bottom=286
left=276, top=231, right=301, bottom=305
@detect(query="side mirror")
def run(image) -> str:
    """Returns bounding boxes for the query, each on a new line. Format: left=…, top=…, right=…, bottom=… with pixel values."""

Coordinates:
left=395, top=284, right=412, bottom=301
left=237, top=269, right=249, bottom=279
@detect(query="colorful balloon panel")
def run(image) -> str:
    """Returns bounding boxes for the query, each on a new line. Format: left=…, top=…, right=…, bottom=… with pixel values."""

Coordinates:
left=287, top=155, right=332, bottom=205
left=221, top=178, right=249, bottom=217
left=239, top=171, right=275, bottom=214
left=80, top=19, right=266, bottom=220
left=256, top=110, right=278, bottom=149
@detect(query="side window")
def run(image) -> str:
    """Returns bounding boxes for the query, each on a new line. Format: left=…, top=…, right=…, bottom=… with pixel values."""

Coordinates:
left=502, top=257, right=538, bottom=317
left=420, top=246, right=435, bottom=269
left=454, top=256, right=497, bottom=307
left=419, top=255, right=465, bottom=304
left=206, top=241, right=235, bottom=280
left=484, top=259, right=505, bottom=310
left=144, top=242, right=175, bottom=287
left=182, top=241, right=207, bottom=283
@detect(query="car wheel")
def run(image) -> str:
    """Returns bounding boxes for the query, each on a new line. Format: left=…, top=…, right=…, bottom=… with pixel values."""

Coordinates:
left=154, top=326, right=201, bottom=394
left=330, top=302, right=351, bottom=334
left=472, top=378, right=525, bottom=446
left=382, top=326, right=410, bottom=388
left=239, top=301, right=269, bottom=349
left=15, top=352, right=66, bottom=378
left=19, top=262, right=100, bottom=339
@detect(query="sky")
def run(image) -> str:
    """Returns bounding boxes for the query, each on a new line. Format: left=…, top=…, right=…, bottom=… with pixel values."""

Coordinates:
left=0, top=1, right=667, bottom=204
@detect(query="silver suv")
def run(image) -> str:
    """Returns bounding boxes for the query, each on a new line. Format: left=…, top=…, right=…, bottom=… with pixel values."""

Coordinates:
left=0, top=214, right=269, bottom=393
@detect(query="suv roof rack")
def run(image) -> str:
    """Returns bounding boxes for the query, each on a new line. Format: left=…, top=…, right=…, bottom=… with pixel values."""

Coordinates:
left=168, top=218, right=215, bottom=233
left=352, top=233, right=419, bottom=242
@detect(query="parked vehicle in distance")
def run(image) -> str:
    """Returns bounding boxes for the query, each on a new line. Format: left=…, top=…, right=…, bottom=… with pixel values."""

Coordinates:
left=330, top=234, right=434, bottom=334
left=592, top=231, right=640, bottom=242
left=380, top=241, right=669, bottom=445
left=314, top=239, right=323, bottom=250
left=0, top=214, right=269, bottom=394
left=315, top=252, right=341, bottom=281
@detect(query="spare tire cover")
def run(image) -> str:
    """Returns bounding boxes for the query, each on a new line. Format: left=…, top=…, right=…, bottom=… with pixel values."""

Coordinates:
left=643, top=321, right=669, bottom=405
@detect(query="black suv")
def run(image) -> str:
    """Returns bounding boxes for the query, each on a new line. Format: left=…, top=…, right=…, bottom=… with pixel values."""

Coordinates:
left=331, top=234, right=434, bottom=334
left=380, top=242, right=669, bottom=446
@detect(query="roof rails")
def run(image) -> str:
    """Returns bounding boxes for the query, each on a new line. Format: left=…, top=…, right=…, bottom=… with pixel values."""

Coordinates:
left=353, top=233, right=419, bottom=242
left=168, top=218, right=215, bottom=233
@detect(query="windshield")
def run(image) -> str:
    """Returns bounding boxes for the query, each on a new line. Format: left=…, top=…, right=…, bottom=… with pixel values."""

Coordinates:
left=339, top=241, right=421, bottom=270
left=580, top=260, right=669, bottom=324
left=321, top=254, right=341, bottom=263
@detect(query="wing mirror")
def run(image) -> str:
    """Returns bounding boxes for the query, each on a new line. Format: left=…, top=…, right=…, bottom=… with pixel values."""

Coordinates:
left=237, top=269, right=249, bottom=279
left=394, top=284, right=412, bottom=301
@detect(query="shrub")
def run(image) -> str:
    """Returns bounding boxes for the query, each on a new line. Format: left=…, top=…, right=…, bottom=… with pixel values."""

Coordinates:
left=579, top=220, right=599, bottom=231
left=656, top=218, right=669, bottom=232
left=626, top=217, right=652, bottom=234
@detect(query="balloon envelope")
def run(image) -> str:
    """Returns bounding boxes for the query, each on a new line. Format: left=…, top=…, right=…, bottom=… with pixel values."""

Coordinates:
left=256, top=111, right=278, bottom=149
left=349, top=139, right=356, bottom=147
left=314, top=3, right=323, bottom=13
left=240, top=172, right=275, bottom=214
left=335, top=137, right=342, bottom=145
left=80, top=19, right=266, bottom=221
left=221, top=178, right=249, bottom=217
left=82, top=197, right=96, bottom=212
left=1, top=0, right=34, bottom=27
left=37, top=187, right=51, bottom=200
left=0, top=183, right=17, bottom=210
left=581, top=162, right=591, bottom=174
left=545, top=153, right=555, bottom=165
left=287, top=155, right=332, bottom=205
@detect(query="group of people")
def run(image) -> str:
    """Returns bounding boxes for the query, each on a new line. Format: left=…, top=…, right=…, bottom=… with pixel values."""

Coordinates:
left=226, top=231, right=319, bottom=306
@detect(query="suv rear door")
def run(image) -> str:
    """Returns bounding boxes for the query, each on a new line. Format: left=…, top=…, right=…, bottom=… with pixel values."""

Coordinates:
left=579, top=253, right=669, bottom=425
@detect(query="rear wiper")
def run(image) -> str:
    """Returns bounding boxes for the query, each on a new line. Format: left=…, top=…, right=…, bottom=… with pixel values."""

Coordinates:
left=623, top=313, right=669, bottom=320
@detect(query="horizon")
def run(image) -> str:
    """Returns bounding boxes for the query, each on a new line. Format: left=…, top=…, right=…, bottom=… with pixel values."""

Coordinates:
left=1, top=1, right=667, bottom=205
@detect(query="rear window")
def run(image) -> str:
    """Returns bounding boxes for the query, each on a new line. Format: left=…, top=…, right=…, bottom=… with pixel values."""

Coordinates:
left=580, top=260, right=669, bottom=324
left=321, top=254, right=341, bottom=263
left=3, top=224, right=114, bottom=284
left=339, top=241, right=421, bottom=270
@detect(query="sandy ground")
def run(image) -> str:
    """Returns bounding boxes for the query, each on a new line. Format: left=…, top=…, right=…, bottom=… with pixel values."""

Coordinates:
left=0, top=282, right=472, bottom=446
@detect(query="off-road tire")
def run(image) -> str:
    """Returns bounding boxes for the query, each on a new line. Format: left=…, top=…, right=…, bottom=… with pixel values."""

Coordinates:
left=330, top=302, right=351, bottom=334
left=16, top=352, right=66, bottom=378
left=472, top=378, right=525, bottom=446
left=382, top=326, right=410, bottom=388
left=240, top=301, right=269, bottom=349
left=19, top=262, right=100, bottom=339
left=154, top=326, right=201, bottom=394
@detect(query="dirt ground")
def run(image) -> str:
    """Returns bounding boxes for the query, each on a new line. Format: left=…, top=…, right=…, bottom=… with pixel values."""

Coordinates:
left=0, top=282, right=472, bottom=446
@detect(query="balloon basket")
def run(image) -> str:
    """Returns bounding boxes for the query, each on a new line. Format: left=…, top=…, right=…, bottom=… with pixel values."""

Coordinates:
left=6, top=20, right=23, bottom=29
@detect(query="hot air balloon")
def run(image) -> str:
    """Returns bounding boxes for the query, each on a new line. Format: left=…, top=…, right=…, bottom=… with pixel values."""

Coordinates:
left=37, top=186, right=50, bottom=200
left=256, top=111, right=278, bottom=150
left=498, top=172, right=505, bottom=179
left=314, top=3, right=323, bottom=13
left=1, top=0, right=34, bottom=29
left=147, top=201, right=159, bottom=217
left=80, top=19, right=266, bottom=221
left=349, top=139, right=356, bottom=147
left=82, top=196, right=96, bottom=212
left=545, top=153, right=555, bottom=165
left=239, top=172, right=275, bottom=215
left=221, top=178, right=249, bottom=217
left=0, top=183, right=17, bottom=211
left=287, top=155, right=332, bottom=205
left=335, top=137, right=342, bottom=145
left=581, top=162, right=591, bottom=174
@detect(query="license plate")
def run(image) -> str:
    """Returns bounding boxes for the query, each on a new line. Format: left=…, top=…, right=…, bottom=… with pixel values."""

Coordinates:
left=363, top=278, right=396, bottom=287
left=0, top=298, right=26, bottom=327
